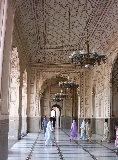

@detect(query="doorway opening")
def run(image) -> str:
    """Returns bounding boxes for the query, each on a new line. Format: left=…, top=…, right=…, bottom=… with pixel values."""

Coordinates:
left=51, top=104, right=61, bottom=128
left=51, top=109, right=56, bottom=117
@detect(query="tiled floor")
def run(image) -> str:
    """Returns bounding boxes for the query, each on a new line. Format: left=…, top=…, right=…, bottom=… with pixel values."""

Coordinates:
left=8, top=128, right=118, bottom=160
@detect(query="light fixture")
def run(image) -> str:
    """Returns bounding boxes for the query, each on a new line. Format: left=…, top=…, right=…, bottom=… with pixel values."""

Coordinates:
left=69, top=40, right=107, bottom=67
left=53, top=97, right=63, bottom=102
left=59, top=76, right=79, bottom=89
left=68, top=0, right=107, bottom=68
left=55, top=90, right=68, bottom=98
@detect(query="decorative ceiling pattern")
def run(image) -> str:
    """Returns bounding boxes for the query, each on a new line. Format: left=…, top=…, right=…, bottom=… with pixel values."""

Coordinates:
left=15, top=0, right=118, bottom=64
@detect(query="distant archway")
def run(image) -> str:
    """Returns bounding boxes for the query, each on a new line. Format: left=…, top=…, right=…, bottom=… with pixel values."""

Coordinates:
left=51, top=104, right=61, bottom=128
left=51, top=110, right=56, bottom=117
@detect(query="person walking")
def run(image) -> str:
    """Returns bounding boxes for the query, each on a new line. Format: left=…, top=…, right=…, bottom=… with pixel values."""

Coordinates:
left=52, top=116, right=56, bottom=129
left=85, top=119, right=92, bottom=142
left=80, top=118, right=86, bottom=140
left=115, top=122, right=118, bottom=155
left=70, top=118, right=78, bottom=141
left=42, top=116, right=48, bottom=136
left=45, top=117, right=55, bottom=146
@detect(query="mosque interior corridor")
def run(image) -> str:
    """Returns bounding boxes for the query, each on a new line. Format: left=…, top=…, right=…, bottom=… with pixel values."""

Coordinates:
left=8, top=128, right=118, bottom=160
left=0, top=0, right=118, bottom=159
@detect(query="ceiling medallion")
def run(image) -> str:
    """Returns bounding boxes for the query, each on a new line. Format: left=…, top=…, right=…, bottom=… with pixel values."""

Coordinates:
left=69, top=40, right=107, bottom=68
left=59, top=76, right=79, bottom=89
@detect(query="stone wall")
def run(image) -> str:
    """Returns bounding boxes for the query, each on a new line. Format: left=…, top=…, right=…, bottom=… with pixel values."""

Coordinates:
left=9, top=116, right=20, bottom=139
left=91, top=41, right=118, bottom=138
left=61, top=116, right=72, bottom=129
left=27, top=117, right=41, bottom=133
left=0, top=120, right=9, bottom=160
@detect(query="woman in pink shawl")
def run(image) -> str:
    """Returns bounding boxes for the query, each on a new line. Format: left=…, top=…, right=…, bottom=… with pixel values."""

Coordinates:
left=115, top=122, right=118, bottom=155
left=70, top=118, right=78, bottom=141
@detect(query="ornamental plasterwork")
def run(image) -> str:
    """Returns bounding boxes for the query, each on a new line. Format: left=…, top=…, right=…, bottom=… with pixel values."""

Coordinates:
left=112, top=56, right=118, bottom=116
left=36, top=68, right=80, bottom=92
left=11, top=48, right=19, bottom=69
left=10, top=47, right=20, bottom=84
left=84, top=71, right=91, bottom=118
left=94, top=68, right=108, bottom=117
left=91, top=51, right=118, bottom=117
left=10, top=0, right=19, bottom=9
left=65, top=109, right=72, bottom=117
left=28, top=68, right=36, bottom=116
left=80, top=72, right=84, bottom=117
left=15, top=0, right=118, bottom=64
left=22, top=70, right=27, bottom=117
left=28, top=66, right=81, bottom=117
left=9, top=47, right=20, bottom=116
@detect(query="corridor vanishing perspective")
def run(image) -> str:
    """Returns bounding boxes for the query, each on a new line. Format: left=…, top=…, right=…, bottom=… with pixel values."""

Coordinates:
left=0, top=0, right=118, bottom=159
left=8, top=129, right=118, bottom=160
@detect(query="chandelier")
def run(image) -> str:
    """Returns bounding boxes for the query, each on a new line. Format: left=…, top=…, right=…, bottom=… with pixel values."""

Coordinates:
left=53, top=97, right=63, bottom=102
left=55, top=90, right=68, bottom=98
left=59, top=76, right=79, bottom=89
left=69, top=41, right=107, bottom=68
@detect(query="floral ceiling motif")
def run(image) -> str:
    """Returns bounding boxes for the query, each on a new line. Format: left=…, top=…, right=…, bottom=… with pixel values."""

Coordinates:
left=15, top=0, right=118, bottom=64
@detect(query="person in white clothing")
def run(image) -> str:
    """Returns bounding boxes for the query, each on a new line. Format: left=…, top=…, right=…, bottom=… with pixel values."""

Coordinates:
left=45, top=117, right=55, bottom=146
left=80, top=118, right=86, bottom=140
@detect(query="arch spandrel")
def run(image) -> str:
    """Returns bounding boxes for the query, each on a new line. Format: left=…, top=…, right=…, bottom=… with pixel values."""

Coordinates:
left=37, top=70, right=80, bottom=94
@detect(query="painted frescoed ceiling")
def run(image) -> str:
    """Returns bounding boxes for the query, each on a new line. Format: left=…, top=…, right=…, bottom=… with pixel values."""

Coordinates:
left=14, top=0, right=118, bottom=64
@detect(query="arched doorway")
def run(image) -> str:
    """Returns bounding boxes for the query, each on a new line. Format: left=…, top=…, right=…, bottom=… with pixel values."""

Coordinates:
left=51, top=109, right=56, bottom=117
left=51, top=104, right=61, bottom=128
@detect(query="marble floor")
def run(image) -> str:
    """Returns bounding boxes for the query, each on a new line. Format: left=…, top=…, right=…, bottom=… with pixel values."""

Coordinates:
left=8, top=129, right=118, bottom=160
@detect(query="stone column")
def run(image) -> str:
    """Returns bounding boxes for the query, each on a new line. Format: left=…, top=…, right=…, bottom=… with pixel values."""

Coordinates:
left=27, top=67, right=40, bottom=132
left=38, top=94, right=42, bottom=130
left=9, top=47, right=20, bottom=140
left=0, top=1, right=15, bottom=160
left=21, top=70, right=27, bottom=136
left=0, top=0, right=7, bottom=101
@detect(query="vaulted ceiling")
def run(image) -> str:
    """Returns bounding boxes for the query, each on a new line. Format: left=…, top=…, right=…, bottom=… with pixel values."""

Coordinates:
left=14, top=0, right=118, bottom=65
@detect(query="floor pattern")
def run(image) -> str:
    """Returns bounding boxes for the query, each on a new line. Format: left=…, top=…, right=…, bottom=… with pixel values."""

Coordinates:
left=8, top=129, right=118, bottom=160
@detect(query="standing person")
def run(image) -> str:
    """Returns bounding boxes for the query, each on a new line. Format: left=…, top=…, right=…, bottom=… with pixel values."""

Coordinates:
left=86, top=119, right=92, bottom=142
left=70, top=118, right=78, bottom=141
left=115, top=122, right=118, bottom=155
left=45, top=117, right=55, bottom=146
left=80, top=118, right=86, bottom=140
left=101, top=119, right=109, bottom=143
left=52, top=116, right=56, bottom=129
left=42, top=116, right=48, bottom=136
